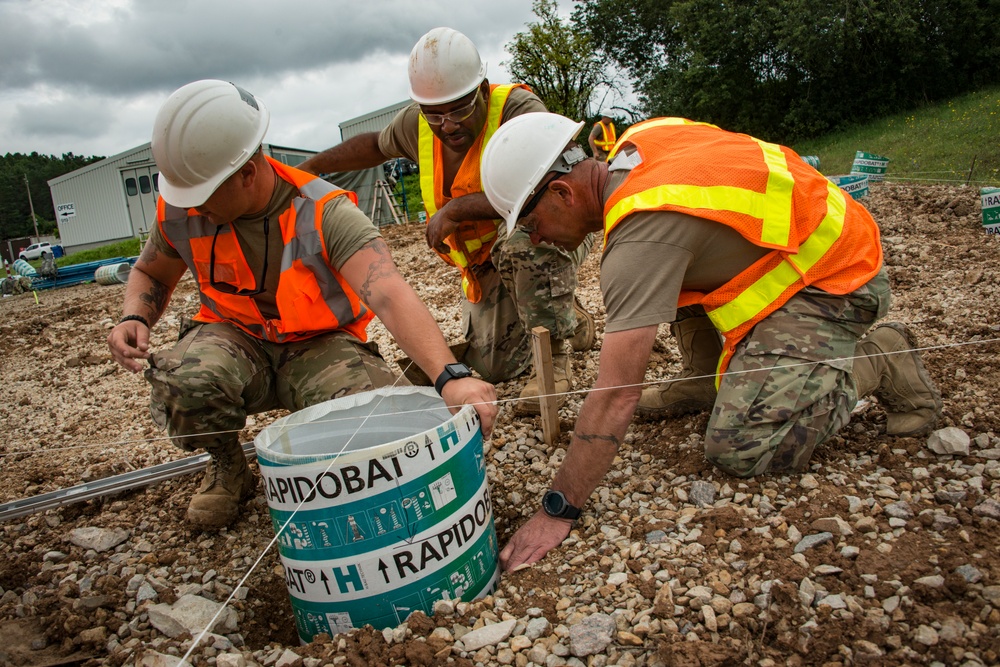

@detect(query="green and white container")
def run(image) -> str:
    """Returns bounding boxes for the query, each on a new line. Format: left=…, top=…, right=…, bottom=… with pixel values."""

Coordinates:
left=982, top=187, right=1000, bottom=235
left=254, top=387, right=499, bottom=644
left=801, top=155, right=820, bottom=169
left=94, top=262, right=132, bottom=285
left=850, top=151, right=889, bottom=182
left=829, top=174, right=870, bottom=200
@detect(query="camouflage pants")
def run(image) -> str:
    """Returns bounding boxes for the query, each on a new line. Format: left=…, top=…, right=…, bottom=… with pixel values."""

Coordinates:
left=461, top=227, right=593, bottom=382
left=704, top=268, right=891, bottom=477
left=146, top=320, right=399, bottom=453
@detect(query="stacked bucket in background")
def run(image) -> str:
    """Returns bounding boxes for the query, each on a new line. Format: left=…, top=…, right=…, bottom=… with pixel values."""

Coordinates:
left=821, top=150, right=890, bottom=201
left=982, top=187, right=1000, bottom=235
left=254, top=387, right=500, bottom=644
left=850, top=151, right=890, bottom=182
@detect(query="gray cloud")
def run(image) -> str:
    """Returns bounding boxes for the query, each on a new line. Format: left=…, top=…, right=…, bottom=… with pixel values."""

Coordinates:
left=0, top=0, right=538, bottom=155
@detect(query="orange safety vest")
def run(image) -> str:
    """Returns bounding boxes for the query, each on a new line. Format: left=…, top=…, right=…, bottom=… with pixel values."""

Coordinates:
left=418, top=83, right=529, bottom=303
left=594, top=119, right=617, bottom=151
left=604, top=118, right=883, bottom=382
left=157, top=156, right=374, bottom=343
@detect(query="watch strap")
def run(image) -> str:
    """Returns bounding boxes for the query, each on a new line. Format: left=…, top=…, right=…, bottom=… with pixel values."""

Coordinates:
left=434, top=363, right=472, bottom=396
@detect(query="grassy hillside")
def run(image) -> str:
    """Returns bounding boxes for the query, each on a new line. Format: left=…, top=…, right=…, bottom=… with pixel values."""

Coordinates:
left=791, top=85, right=1000, bottom=187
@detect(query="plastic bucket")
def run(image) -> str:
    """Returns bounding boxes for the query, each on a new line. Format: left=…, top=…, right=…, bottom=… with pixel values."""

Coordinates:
left=94, top=262, right=132, bottom=285
left=801, top=155, right=820, bottom=169
left=982, top=187, right=1000, bottom=235
left=829, top=174, right=869, bottom=200
left=850, top=151, right=889, bottom=182
left=254, top=387, right=499, bottom=643
left=12, top=259, right=36, bottom=277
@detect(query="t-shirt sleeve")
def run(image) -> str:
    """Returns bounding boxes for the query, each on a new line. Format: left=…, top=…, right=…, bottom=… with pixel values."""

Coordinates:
left=600, top=211, right=690, bottom=332
left=499, top=86, right=548, bottom=123
left=377, top=105, right=421, bottom=163
left=321, top=194, right=383, bottom=271
left=147, top=212, right=181, bottom=259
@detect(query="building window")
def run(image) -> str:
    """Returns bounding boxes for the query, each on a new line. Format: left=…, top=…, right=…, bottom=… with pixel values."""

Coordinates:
left=273, top=152, right=307, bottom=167
left=139, top=175, right=151, bottom=194
left=125, top=177, right=138, bottom=196
left=153, top=173, right=159, bottom=191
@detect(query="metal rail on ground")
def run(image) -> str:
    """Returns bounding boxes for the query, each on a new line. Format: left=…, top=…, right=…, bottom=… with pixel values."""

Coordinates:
left=0, top=442, right=255, bottom=522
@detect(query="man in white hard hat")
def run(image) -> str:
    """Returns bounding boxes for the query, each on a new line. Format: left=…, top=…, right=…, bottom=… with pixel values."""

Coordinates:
left=300, top=27, right=596, bottom=415
left=108, top=80, right=497, bottom=531
left=479, top=112, right=941, bottom=570
left=587, top=111, right=616, bottom=162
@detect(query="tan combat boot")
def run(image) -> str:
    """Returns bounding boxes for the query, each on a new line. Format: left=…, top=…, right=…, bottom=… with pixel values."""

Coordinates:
left=187, top=440, right=256, bottom=530
left=853, top=322, right=942, bottom=435
left=570, top=298, right=597, bottom=352
left=516, top=345, right=572, bottom=415
left=635, top=316, right=722, bottom=420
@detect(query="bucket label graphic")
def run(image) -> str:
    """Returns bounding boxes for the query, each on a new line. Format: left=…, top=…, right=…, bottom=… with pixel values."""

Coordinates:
left=255, top=387, right=500, bottom=642
left=850, top=151, right=889, bottom=182
left=829, top=174, right=869, bottom=200
left=982, top=187, right=1000, bottom=234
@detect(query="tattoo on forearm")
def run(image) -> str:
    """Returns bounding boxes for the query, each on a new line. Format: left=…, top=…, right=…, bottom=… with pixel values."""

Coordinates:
left=358, top=239, right=397, bottom=303
left=576, top=432, right=621, bottom=448
left=140, top=280, right=170, bottom=316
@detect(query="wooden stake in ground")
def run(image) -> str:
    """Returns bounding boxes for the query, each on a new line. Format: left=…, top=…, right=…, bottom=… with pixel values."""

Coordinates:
left=530, top=326, right=560, bottom=445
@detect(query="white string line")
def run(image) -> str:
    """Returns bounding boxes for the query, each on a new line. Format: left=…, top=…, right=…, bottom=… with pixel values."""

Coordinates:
left=173, top=332, right=994, bottom=663
left=878, top=177, right=998, bottom=185
left=3, top=335, right=997, bottom=461
left=178, top=362, right=417, bottom=665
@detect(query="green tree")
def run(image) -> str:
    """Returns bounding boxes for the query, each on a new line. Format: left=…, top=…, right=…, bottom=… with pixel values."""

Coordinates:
left=0, top=152, right=103, bottom=240
left=504, top=0, right=622, bottom=121
left=573, top=0, right=1000, bottom=141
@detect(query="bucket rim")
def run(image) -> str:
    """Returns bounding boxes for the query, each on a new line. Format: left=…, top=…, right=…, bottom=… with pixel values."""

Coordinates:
left=253, top=386, right=476, bottom=465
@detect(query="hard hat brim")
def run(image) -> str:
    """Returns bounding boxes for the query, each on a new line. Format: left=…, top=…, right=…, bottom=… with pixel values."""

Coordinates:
left=501, top=120, right=585, bottom=234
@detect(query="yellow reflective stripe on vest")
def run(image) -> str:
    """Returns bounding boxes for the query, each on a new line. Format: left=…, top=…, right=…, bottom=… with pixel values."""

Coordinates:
left=482, top=85, right=515, bottom=149
left=449, top=249, right=469, bottom=267
left=706, top=180, right=847, bottom=333
left=605, top=124, right=794, bottom=248
left=418, top=120, right=437, bottom=217
left=756, top=139, right=793, bottom=247
left=609, top=118, right=713, bottom=160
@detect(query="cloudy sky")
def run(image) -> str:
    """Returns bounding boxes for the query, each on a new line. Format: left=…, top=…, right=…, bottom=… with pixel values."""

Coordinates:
left=0, top=0, right=550, bottom=159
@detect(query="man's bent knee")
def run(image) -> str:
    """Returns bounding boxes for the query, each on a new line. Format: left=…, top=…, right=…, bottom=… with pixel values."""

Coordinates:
left=705, top=440, right=775, bottom=478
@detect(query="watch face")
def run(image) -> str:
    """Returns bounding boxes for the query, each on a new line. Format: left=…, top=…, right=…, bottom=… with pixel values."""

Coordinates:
left=543, top=491, right=566, bottom=516
left=446, top=363, right=471, bottom=378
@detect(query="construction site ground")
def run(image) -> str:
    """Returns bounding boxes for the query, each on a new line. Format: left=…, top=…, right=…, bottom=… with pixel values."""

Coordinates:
left=1, top=182, right=998, bottom=666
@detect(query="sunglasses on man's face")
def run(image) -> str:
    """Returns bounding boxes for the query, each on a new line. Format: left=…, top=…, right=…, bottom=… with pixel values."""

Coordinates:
left=517, top=174, right=558, bottom=229
left=209, top=216, right=269, bottom=296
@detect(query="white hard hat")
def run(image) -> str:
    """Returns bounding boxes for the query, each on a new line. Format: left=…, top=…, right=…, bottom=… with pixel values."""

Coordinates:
left=408, top=27, right=487, bottom=105
left=151, top=80, right=270, bottom=208
left=480, top=112, right=586, bottom=233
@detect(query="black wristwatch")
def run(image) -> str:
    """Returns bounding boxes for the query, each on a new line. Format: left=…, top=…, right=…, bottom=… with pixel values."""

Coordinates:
left=542, top=490, right=582, bottom=521
left=434, top=362, right=473, bottom=396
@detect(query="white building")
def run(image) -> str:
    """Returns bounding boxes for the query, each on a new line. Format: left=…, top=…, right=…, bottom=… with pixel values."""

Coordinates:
left=47, top=143, right=317, bottom=254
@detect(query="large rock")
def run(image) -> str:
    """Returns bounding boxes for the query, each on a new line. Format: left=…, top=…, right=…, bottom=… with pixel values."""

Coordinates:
left=457, top=619, right=516, bottom=652
left=927, top=427, right=970, bottom=456
left=68, top=527, right=130, bottom=552
left=569, top=613, right=616, bottom=657
left=147, top=594, right=238, bottom=639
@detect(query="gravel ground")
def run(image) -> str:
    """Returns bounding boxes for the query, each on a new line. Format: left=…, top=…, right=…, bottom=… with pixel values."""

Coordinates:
left=1, top=182, right=999, bottom=667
